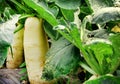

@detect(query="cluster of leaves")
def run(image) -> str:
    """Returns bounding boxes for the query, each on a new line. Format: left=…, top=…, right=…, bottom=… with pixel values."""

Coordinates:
left=0, top=0, right=20, bottom=66
left=1, top=0, right=120, bottom=83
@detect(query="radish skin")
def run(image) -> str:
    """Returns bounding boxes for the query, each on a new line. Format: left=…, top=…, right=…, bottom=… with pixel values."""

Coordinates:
left=6, top=28, right=24, bottom=69
left=24, top=17, right=49, bottom=84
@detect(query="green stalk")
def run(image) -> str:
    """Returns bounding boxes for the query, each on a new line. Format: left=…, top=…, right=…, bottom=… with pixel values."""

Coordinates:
left=79, top=61, right=96, bottom=74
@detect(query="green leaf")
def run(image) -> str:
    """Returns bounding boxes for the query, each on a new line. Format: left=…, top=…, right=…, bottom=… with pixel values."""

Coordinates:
left=85, top=0, right=114, bottom=13
left=42, top=37, right=80, bottom=80
left=55, top=0, right=80, bottom=10
left=84, top=75, right=120, bottom=84
left=44, top=21, right=60, bottom=41
left=108, top=33, right=120, bottom=73
left=23, top=0, right=58, bottom=26
left=84, top=45, right=102, bottom=75
left=61, top=8, right=74, bottom=22
left=85, top=42, right=113, bottom=75
left=0, top=46, right=8, bottom=67
left=82, top=32, right=120, bottom=75
left=80, top=6, right=92, bottom=15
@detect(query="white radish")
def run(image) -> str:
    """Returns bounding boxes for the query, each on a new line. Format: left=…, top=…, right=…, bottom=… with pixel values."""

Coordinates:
left=24, top=17, right=49, bottom=84
left=6, top=28, right=24, bottom=69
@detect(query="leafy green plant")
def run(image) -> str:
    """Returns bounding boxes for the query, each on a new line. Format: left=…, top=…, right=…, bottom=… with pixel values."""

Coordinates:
left=1, top=0, right=120, bottom=84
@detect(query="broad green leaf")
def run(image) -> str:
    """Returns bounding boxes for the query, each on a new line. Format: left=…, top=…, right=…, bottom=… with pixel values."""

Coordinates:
left=23, top=0, right=58, bottom=26
left=55, top=0, right=80, bottom=10
left=85, top=0, right=114, bottom=13
left=84, top=75, right=120, bottom=84
left=82, top=32, right=120, bottom=75
left=42, top=37, right=80, bottom=80
left=85, top=42, right=113, bottom=75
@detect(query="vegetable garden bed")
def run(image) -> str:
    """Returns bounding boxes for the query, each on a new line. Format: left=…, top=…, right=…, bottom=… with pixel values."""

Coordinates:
left=1, top=0, right=120, bottom=84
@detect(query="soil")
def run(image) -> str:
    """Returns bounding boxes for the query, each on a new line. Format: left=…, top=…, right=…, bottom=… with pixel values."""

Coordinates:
left=0, top=68, right=28, bottom=84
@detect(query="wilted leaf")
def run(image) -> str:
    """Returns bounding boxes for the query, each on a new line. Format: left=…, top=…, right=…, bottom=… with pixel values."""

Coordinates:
left=92, top=7, right=120, bottom=25
left=0, top=15, right=19, bottom=66
left=85, top=0, right=114, bottom=13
